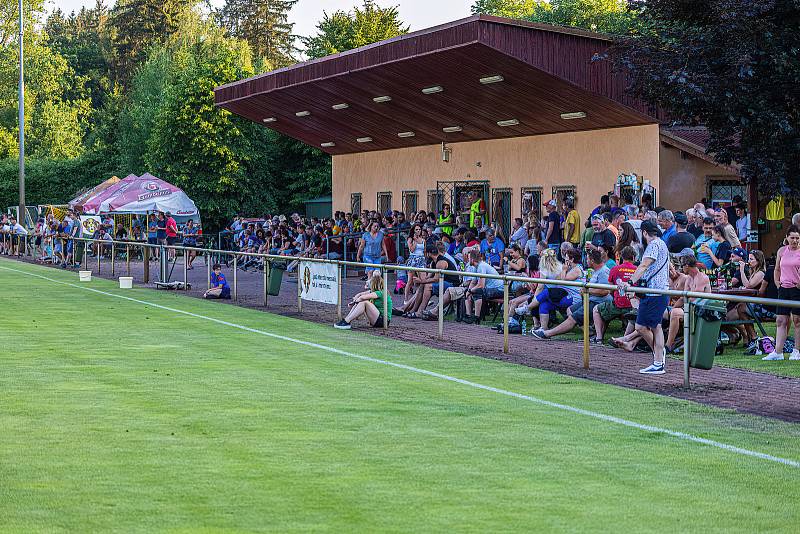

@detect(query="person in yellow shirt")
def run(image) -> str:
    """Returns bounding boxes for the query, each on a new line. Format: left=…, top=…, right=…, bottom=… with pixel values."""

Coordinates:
left=562, top=197, right=581, bottom=246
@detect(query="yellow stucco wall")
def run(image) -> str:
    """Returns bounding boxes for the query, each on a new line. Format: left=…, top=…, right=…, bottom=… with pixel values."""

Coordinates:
left=332, top=124, right=660, bottom=220
left=658, top=142, right=739, bottom=210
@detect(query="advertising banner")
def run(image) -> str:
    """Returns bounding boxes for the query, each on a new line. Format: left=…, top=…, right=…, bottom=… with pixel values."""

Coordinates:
left=299, top=261, right=339, bottom=305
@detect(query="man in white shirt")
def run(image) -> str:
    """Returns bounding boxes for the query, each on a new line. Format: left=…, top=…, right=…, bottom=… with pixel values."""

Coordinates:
left=509, top=217, right=528, bottom=248
left=9, top=217, right=28, bottom=255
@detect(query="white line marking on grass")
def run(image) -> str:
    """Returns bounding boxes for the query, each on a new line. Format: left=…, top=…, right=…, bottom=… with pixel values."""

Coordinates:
left=4, top=261, right=799, bottom=469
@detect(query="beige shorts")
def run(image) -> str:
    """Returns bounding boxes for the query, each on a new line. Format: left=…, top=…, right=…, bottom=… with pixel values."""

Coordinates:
left=447, top=286, right=467, bottom=300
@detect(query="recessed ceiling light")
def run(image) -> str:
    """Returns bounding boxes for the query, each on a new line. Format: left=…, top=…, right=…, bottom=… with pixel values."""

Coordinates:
left=421, top=86, right=443, bottom=94
left=398, top=131, right=416, bottom=138
left=356, top=137, right=373, bottom=143
left=320, top=142, right=336, bottom=148
left=262, top=117, right=277, bottom=123
left=497, top=119, right=519, bottom=127
left=295, top=110, right=311, bottom=117
left=372, top=96, right=392, bottom=103
left=442, top=126, right=463, bottom=133
left=480, top=75, right=504, bottom=85
left=332, top=103, right=349, bottom=110
left=560, top=112, right=587, bottom=120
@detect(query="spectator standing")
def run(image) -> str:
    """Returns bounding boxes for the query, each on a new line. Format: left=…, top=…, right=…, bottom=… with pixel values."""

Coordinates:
left=726, top=195, right=743, bottom=227
left=165, top=211, right=178, bottom=261
left=657, top=210, right=676, bottom=242
left=714, top=209, right=741, bottom=247
left=182, top=220, right=199, bottom=269
left=615, top=221, right=642, bottom=262
left=543, top=199, right=562, bottom=252
left=617, top=220, right=671, bottom=375
left=762, top=225, right=800, bottom=361
left=590, top=195, right=610, bottom=217
left=357, top=221, right=388, bottom=275
left=735, top=203, right=751, bottom=242
left=562, top=197, right=581, bottom=248
left=666, top=212, right=695, bottom=253
left=686, top=208, right=704, bottom=238
left=693, top=217, right=716, bottom=269
left=437, top=204, right=455, bottom=235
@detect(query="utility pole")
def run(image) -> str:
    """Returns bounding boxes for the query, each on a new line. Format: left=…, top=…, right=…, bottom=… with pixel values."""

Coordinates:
left=18, top=0, right=25, bottom=225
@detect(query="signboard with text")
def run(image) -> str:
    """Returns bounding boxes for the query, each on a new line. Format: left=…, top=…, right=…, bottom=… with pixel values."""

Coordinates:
left=299, top=261, right=339, bottom=305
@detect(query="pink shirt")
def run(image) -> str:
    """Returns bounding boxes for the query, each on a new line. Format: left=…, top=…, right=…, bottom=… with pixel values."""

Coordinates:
left=779, top=247, right=800, bottom=288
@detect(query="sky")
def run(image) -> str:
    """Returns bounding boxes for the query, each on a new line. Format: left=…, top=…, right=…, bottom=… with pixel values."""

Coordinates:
left=49, top=0, right=474, bottom=39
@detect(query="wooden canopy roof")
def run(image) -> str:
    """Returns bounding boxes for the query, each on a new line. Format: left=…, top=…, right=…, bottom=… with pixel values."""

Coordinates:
left=215, top=15, right=659, bottom=155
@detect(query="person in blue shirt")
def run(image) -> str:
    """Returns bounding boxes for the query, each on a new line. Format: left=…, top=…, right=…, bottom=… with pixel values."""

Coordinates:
left=479, top=228, right=505, bottom=267
left=657, top=210, right=677, bottom=242
left=204, top=264, right=231, bottom=299
left=693, top=217, right=716, bottom=269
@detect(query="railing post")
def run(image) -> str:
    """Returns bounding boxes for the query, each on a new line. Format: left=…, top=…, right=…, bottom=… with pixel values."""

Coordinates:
left=683, top=294, right=691, bottom=388
left=263, top=257, right=268, bottom=307
left=503, top=279, right=510, bottom=354
left=143, top=245, right=150, bottom=284
left=183, top=246, right=188, bottom=290
left=383, top=266, right=389, bottom=332
left=336, top=262, right=342, bottom=321
left=582, top=288, right=590, bottom=370
left=126, top=244, right=131, bottom=276
left=96, top=240, right=101, bottom=272
left=111, top=242, right=116, bottom=275
left=343, top=239, right=348, bottom=278
left=298, top=262, right=303, bottom=313
left=207, top=255, right=211, bottom=291
left=232, top=255, right=238, bottom=301
left=438, top=269, right=444, bottom=340
left=83, top=239, right=88, bottom=268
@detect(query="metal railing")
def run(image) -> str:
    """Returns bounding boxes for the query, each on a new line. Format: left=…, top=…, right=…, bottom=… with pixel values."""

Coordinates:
left=10, top=234, right=800, bottom=389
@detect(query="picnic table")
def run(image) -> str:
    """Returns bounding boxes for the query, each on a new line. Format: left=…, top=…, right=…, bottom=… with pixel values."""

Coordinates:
left=716, top=287, right=767, bottom=337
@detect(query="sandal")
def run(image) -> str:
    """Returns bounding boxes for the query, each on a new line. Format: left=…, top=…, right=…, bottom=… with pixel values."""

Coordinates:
left=405, top=312, right=419, bottom=319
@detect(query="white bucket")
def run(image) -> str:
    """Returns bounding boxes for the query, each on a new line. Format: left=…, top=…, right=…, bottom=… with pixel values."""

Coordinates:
left=119, top=277, right=134, bottom=289
left=79, top=271, right=92, bottom=282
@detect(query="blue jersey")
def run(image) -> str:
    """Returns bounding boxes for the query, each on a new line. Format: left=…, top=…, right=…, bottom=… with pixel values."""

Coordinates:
left=211, top=272, right=231, bottom=297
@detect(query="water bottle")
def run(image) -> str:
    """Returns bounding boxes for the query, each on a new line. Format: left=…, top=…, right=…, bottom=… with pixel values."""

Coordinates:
left=521, top=317, right=527, bottom=336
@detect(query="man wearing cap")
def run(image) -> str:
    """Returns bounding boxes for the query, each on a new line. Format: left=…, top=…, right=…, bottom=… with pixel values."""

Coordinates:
left=587, top=214, right=616, bottom=256
left=666, top=211, right=695, bottom=253
left=664, top=250, right=711, bottom=353
left=617, top=219, right=671, bottom=375
left=543, top=199, right=562, bottom=252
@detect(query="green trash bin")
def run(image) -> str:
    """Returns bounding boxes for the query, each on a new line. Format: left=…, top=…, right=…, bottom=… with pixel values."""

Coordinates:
left=689, top=299, right=727, bottom=369
left=267, top=261, right=287, bottom=296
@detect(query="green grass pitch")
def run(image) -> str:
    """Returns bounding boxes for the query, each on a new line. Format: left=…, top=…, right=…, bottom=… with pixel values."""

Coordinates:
left=1, top=258, right=799, bottom=532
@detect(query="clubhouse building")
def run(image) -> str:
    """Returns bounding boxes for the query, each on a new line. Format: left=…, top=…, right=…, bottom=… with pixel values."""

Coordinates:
left=216, top=15, right=773, bottom=246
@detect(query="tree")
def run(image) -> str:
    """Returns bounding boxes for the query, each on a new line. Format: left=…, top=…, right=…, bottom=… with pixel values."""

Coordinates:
left=303, top=0, right=409, bottom=59
left=471, top=0, right=539, bottom=19
left=472, top=0, right=639, bottom=35
left=218, top=0, right=297, bottom=68
left=108, top=0, right=193, bottom=86
left=614, top=0, right=800, bottom=197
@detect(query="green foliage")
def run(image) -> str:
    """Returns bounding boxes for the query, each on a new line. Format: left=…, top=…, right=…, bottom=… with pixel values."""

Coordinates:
left=108, top=0, right=194, bottom=87
left=471, top=0, right=540, bottom=19
left=218, top=0, right=297, bottom=68
left=0, top=149, right=119, bottom=209
left=303, top=0, right=409, bottom=59
left=472, top=0, right=640, bottom=35
left=615, top=0, right=800, bottom=197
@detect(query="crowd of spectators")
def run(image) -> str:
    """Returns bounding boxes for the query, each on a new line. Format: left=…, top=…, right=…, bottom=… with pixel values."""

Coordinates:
left=221, top=194, right=799, bottom=374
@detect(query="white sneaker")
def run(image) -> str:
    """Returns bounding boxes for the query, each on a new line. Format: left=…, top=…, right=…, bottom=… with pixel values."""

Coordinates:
left=761, top=352, right=784, bottom=361
left=789, top=350, right=800, bottom=361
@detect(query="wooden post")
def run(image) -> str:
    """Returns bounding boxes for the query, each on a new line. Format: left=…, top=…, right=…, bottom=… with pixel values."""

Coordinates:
left=298, top=262, right=303, bottom=313
left=503, top=279, right=510, bottom=354
left=383, top=267, right=389, bottom=333
left=582, top=289, right=590, bottom=370
left=336, top=263, right=342, bottom=321
left=96, top=241, right=101, bottom=272
left=206, top=256, right=211, bottom=291
left=232, top=255, right=238, bottom=301
left=683, top=296, right=691, bottom=388
left=438, top=270, right=444, bottom=340
left=126, top=244, right=131, bottom=276
left=111, top=242, right=115, bottom=275
left=183, top=247, right=188, bottom=290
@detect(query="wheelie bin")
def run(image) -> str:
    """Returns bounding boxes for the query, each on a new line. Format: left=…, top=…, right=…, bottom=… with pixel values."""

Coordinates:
left=688, top=299, right=727, bottom=369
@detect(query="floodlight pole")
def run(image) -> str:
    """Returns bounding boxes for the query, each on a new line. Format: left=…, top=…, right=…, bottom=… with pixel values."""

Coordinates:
left=17, top=0, right=25, bottom=223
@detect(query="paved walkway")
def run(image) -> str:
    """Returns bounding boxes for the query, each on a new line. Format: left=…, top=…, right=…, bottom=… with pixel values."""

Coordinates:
left=17, top=253, right=800, bottom=422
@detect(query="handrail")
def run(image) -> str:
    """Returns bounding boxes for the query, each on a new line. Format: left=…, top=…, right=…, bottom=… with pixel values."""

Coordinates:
left=49, top=236, right=800, bottom=309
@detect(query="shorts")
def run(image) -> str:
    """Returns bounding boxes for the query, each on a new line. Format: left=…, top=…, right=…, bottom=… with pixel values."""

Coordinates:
left=167, top=236, right=178, bottom=245
left=597, top=300, right=633, bottom=322
left=536, top=288, right=572, bottom=316
left=372, top=314, right=389, bottom=328
left=470, top=286, right=503, bottom=300
left=569, top=300, right=600, bottom=326
left=363, top=254, right=382, bottom=273
left=776, top=286, right=800, bottom=316
left=431, top=280, right=453, bottom=294
left=636, top=295, right=669, bottom=328
left=447, top=286, right=467, bottom=300
left=148, top=237, right=158, bottom=245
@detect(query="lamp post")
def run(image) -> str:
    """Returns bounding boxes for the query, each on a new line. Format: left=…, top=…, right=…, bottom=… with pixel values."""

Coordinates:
left=17, top=0, right=25, bottom=224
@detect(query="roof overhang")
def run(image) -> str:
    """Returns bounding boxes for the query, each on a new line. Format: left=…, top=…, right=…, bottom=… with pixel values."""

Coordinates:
left=660, top=127, right=741, bottom=174
left=215, top=15, right=660, bottom=155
